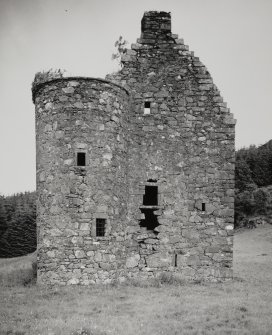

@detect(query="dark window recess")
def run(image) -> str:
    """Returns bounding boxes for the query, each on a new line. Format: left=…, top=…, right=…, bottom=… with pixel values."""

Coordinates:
left=144, top=101, right=151, bottom=108
left=139, top=208, right=159, bottom=232
left=143, top=186, right=158, bottom=206
left=174, top=254, right=178, bottom=267
left=202, top=203, right=206, bottom=211
left=77, top=152, right=86, bottom=166
left=144, top=101, right=151, bottom=114
left=96, top=218, right=106, bottom=237
left=147, top=179, right=157, bottom=182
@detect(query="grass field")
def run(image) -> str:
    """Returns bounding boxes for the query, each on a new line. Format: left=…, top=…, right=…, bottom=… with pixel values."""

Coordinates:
left=0, top=225, right=272, bottom=335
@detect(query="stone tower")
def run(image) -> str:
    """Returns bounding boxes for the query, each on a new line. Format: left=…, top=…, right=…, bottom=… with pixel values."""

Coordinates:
left=33, top=11, right=235, bottom=285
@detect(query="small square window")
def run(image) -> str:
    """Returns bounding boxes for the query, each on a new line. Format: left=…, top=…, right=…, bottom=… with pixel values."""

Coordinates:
left=77, top=152, right=86, bottom=166
left=96, top=218, right=106, bottom=237
left=144, top=101, right=151, bottom=114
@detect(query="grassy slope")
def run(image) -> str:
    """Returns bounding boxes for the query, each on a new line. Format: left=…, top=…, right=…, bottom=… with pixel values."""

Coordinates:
left=0, top=226, right=272, bottom=335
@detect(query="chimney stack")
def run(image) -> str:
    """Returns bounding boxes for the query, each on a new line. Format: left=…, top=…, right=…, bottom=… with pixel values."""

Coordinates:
left=141, top=11, right=171, bottom=39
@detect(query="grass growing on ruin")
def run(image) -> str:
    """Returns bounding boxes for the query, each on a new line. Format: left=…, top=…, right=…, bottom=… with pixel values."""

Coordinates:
left=1, top=225, right=272, bottom=335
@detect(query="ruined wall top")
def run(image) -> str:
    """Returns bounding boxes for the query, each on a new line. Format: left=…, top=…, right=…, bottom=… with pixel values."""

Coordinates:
left=141, top=11, right=171, bottom=39
left=32, top=76, right=129, bottom=103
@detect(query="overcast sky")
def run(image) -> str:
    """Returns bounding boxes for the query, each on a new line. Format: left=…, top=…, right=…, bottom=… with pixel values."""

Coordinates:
left=0, top=0, right=271, bottom=195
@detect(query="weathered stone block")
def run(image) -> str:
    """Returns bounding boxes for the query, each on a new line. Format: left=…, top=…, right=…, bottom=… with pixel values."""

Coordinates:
left=146, top=253, right=172, bottom=268
left=187, top=255, right=201, bottom=266
left=80, top=222, right=89, bottom=231
left=75, top=250, right=85, bottom=258
left=62, top=87, right=74, bottom=94
left=67, top=278, right=79, bottom=285
left=126, top=254, right=140, bottom=268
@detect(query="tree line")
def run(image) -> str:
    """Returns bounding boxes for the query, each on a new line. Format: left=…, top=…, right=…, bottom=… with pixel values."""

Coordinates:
left=235, top=140, right=272, bottom=226
left=0, top=192, right=36, bottom=257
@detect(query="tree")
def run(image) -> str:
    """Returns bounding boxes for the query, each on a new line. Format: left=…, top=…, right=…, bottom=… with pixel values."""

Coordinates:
left=253, top=187, right=271, bottom=215
left=0, top=192, right=36, bottom=258
left=235, top=158, right=255, bottom=192
left=111, top=36, right=128, bottom=67
left=236, top=140, right=272, bottom=188
left=0, top=198, right=7, bottom=237
left=4, top=209, right=36, bottom=257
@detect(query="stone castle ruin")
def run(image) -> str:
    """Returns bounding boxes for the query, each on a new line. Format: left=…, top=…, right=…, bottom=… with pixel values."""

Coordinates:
left=32, top=11, right=235, bottom=285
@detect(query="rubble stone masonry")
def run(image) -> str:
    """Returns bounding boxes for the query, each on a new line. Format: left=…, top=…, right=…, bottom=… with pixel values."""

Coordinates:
left=33, top=11, right=235, bottom=285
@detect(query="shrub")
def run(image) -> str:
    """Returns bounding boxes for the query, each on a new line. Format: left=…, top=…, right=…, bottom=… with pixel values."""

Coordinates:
left=32, top=68, right=65, bottom=92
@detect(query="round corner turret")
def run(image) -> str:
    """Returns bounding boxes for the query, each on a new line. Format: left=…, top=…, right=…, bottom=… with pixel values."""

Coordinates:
left=32, top=74, right=129, bottom=103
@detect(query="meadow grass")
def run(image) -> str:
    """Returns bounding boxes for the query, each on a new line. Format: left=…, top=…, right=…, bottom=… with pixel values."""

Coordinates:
left=0, top=225, right=272, bottom=335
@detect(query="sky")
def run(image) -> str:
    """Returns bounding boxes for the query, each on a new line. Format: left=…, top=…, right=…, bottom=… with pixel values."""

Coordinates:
left=0, top=0, right=271, bottom=195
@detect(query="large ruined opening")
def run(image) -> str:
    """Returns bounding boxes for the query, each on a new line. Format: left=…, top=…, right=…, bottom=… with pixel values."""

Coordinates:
left=140, top=184, right=159, bottom=232
left=139, top=208, right=159, bottom=231
left=143, top=186, right=158, bottom=206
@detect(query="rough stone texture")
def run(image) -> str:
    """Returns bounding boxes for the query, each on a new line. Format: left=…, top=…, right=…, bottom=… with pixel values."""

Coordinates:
left=33, top=11, right=235, bottom=285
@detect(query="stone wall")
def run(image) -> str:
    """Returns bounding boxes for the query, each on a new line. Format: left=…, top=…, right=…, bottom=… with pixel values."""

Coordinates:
left=109, top=11, right=235, bottom=281
left=34, top=78, right=130, bottom=284
left=33, top=11, right=235, bottom=284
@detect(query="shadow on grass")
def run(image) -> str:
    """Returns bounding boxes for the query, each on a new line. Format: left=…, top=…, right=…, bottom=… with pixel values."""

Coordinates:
left=111, top=272, right=205, bottom=288
left=71, top=328, right=108, bottom=335
left=0, top=331, right=27, bottom=335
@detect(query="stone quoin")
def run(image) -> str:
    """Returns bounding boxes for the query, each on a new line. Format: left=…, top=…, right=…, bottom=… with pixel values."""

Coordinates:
left=32, top=11, right=236, bottom=285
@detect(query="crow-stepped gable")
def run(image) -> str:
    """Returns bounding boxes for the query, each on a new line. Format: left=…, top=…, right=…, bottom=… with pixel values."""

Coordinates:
left=33, top=11, right=236, bottom=285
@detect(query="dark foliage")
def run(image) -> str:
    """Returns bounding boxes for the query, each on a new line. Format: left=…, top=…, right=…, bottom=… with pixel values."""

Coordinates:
left=235, top=140, right=272, bottom=227
left=0, top=192, right=36, bottom=257
left=0, top=197, right=8, bottom=238
left=236, top=140, right=272, bottom=190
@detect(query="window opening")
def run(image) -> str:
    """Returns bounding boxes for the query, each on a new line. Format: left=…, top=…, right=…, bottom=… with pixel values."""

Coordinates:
left=174, top=254, right=178, bottom=267
left=96, top=218, right=106, bottom=237
left=139, top=208, right=159, bottom=232
left=77, top=152, right=86, bottom=166
left=202, top=203, right=206, bottom=211
left=144, top=101, right=151, bottom=114
left=147, top=178, right=157, bottom=182
left=143, top=186, right=158, bottom=206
